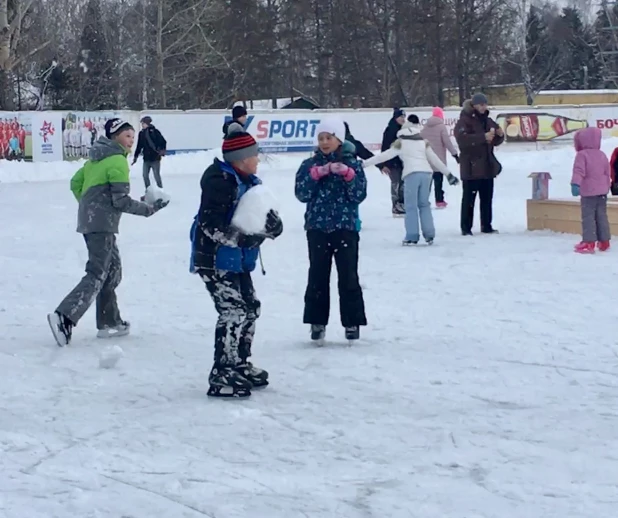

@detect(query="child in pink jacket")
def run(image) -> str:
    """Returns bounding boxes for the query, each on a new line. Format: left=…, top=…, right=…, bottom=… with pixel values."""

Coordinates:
left=570, top=127, right=611, bottom=254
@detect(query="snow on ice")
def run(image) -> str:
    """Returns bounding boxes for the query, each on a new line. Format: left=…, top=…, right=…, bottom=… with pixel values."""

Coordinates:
left=98, top=345, right=124, bottom=369
left=1, top=141, right=618, bottom=517
left=231, top=184, right=279, bottom=235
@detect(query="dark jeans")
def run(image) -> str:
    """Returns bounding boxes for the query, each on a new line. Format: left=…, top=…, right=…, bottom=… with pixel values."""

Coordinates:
left=303, top=230, right=367, bottom=328
left=432, top=172, right=444, bottom=203
left=389, top=166, right=405, bottom=212
left=461, top=179, right=494, bottom=233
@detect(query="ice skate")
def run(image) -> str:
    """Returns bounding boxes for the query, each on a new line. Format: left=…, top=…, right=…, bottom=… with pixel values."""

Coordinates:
left=47, top=311, right=73, bottom=347
left=97, top=321, right=131, bottom=339
left=235, top=362, right=269, bottom=388
left=446, top=173, right=459, bottom=186
left=392, top=202, right=405, bottom=218
left=311, top=324, right=326, bottom=346
left=207, top=366, right=252, bottom=398
left=402, top=240, right=418, bottom=246
left=345, top=326, right=360, bottom=345
left=425, top=238, right=434, bottom=246
left=574, top=241, right=595, bottom=254
left=481, top=228, right=499, bottom=234
left=598, top=240, right=611, bottom=252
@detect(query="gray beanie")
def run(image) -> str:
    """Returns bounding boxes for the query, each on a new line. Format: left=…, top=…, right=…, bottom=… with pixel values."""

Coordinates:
left=471, top=93, right=488, bottom=106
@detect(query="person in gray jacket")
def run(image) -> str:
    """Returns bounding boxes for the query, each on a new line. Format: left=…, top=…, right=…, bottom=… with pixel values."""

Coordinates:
left=48, top=118, right=168, bottom=347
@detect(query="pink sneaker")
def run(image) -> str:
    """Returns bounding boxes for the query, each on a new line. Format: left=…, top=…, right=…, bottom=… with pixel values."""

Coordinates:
left=435, top=201, right=448, bottom=209
left=574, top=241, right=595, bottom=254
left=598, top=240, right=611, bottom=252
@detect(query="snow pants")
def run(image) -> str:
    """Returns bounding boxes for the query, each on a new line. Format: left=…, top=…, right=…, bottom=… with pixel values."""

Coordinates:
left=201, top=271, right=260, bottom=367
left=581, top=195, right=611, bottom=242
left=432, top=171, right=444, bottom=203
left=389, top=166, right=405, bottom=212
left=461, top=178, right=494, bottom=233
left=56, top=233, right=123, bottom=329
left=143, top=161, right=163, bottom=189
left=303, top=230, right=367, bottom=328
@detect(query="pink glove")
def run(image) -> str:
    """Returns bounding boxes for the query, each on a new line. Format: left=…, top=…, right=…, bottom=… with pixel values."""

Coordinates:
left=330, top=162, right=355, bottom=182
left=309, top=164, right=331, bottom=181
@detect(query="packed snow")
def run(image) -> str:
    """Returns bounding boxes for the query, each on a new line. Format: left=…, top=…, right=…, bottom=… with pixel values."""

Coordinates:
left=143, top=185, right=171, bottom=206
left=231, top=184, right=280, bottom=235
left=1, top=140, right=618, bottom=518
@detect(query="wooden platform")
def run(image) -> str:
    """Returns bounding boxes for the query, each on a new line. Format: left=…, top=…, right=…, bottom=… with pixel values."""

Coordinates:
left=527, top=198, right=618, bottom=235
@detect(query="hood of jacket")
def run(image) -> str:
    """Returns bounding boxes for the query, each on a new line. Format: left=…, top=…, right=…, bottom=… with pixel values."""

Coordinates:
left=89, top=136, right=128, bottom=162
left=460, top=99, right=490, bottom=119
left=424, top=116, right=444, bottom=128
left=315, top=139, right=357, bottom=161
left=574, top=127, right=601, bottom=152
left=397, top=122, right=422, bottom=139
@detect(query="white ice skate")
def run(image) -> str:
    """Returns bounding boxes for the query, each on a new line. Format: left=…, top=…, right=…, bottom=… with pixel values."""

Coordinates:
left=97, top=321, right=131, bottom=339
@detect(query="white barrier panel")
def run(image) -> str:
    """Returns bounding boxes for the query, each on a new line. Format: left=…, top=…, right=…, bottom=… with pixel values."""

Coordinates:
left=4, top=104, right=618, bottom=162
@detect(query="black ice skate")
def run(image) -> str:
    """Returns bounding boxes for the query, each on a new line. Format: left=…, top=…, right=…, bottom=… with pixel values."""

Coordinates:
left=207, top=366, right=252, bottom=398
left=345, top=326, right=360, bottom=342
left=235, top=363, right=269, bottom=388
left=402, top=240, right=418, bottom=246
left=47, top=311, right=73, bottom=347
left=311, top=324, right=326, bottom=347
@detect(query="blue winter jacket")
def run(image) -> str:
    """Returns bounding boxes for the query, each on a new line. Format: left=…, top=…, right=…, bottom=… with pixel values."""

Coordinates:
left=295, top=141, right=367, bottom=232
left=190, top=159, right=261, bottom=273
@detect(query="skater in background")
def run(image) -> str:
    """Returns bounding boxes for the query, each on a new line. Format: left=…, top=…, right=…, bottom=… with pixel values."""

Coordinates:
left=222, top=105, right=249, bottom=136
left=190, top=122, right=283, bottom=398
left=454, top=93, right=504, bottom=235
left=571, top=127, right=611, bottom=254
left=295, top=117, right=367, bottom=345
left=48, top=119, right=168, bottom=347
left=378, top=108, right=407, bottom=216
left=364, top=114, right=459, bottom=246
left=420, top=107, right=460, bottom=209
left=133, top=116, right=167, bottom=197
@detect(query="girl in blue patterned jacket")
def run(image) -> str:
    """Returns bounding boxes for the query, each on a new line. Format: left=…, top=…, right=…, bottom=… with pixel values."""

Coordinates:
left=295, top=117, right=368, bottom=345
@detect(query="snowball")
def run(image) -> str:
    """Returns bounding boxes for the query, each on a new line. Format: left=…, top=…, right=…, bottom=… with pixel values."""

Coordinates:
left=231, top=184, right=279, bottom=235
left=144, top=185, right=171, bottom=206
left=98, top=345, right=123, bottom=369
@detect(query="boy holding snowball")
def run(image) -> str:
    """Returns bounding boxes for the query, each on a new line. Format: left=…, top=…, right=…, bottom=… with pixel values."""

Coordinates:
left=190, top=123, right=283, bottom=398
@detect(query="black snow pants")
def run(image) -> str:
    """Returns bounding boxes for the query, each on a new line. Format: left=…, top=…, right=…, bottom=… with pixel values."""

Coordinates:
left=201, top=271, right=260, bottom=367
left=303, top=230, right=367, bottom=328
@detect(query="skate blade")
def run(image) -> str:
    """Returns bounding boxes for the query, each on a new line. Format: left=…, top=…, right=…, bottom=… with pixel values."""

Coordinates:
left=207, top=386, right=251, bottom=398
left=96, top=329, right=130, bottom=339
left=47, top=313, right=67, bottom=347
left=312, top=338, right=325, bottom=347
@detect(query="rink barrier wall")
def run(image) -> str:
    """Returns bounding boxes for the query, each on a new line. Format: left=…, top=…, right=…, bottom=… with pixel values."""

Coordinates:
left=6, top=104, right=618, bottom=162
left=527, top=198, right=618, bottom=235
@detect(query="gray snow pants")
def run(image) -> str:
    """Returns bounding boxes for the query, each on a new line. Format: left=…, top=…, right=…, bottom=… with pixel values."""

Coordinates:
left=143, top=161, right=163, bottom=189
left=388, top=166, right=404, bottom=211
left=581, top=195, right=611, bottom=243
left=56, top=233, right=123, bottom=329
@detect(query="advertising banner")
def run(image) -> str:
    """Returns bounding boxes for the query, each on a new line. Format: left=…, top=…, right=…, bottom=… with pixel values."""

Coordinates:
left=62, top=111, right=116, bottom=160
left=0, top=111, right=32, bottom=161
left=31, top=112, right=64, bottom=162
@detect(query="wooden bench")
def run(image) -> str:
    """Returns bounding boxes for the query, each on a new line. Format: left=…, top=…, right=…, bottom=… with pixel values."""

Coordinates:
left=527, top=198, right=618, bottom=235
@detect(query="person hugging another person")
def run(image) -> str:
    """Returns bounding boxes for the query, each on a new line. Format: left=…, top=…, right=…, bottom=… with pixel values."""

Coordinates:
left=364, top=115, right=459, bottom=246
left=420, top=107, right=460, bottom=209
left=190, top=123, right=283, bottom=398
left=570, top=127, right=611, bottom=254
left=295, top=117, right=368, bottom=345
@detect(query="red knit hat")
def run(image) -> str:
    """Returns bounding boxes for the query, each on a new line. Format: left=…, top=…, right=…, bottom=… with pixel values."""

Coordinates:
left=222, top=122, right=258, bottom=162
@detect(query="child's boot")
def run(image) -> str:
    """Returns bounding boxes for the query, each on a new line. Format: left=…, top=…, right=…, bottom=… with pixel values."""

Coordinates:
left=311, top=324, right=326, bottom=346
left=574, top=241, right=595, bottom=254
left=598, top=240, right=611, bottom=252
left=345, top=326, right=360, bottom=341
left=207, top=365, right=252, bottom=398
left=235, top=362, right=269, bottom=388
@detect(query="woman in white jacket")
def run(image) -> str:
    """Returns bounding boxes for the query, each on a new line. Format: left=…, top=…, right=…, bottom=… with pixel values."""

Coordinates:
left=364, top=115, right=459, bottom=245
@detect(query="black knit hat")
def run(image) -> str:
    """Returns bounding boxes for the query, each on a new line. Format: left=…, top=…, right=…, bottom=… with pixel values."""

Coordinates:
left=407, top=114, right=420, bottom=124
left=222, top=122, right=258, bottom=162
left=105, top=118, right=133, bottom=139
left=232, top=105, right=248, bottom=119
left=393, top=107, right=406, bottom=119
left=140, top=116, right=153, bottom=125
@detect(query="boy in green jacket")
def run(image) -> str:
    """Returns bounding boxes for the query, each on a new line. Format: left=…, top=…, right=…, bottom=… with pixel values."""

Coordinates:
left=48, top=118, right=168, bottom=346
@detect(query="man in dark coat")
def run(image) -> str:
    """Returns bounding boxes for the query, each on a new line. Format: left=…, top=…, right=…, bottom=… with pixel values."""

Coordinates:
left=132, top=116, right=167, bottom=193
left=454, top=93, right=504, bottom=235
left=222, top=105, right=249, bottom=136
left=344, top=122, right=374, bottom=160
left=378, top=108, right=407, bottom=216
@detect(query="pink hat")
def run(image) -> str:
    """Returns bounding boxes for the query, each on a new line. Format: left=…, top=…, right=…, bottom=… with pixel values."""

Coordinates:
left=432, top=107, right=445, bottom=119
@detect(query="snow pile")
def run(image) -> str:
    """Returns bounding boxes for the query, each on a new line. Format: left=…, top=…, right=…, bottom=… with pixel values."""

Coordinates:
left=98, top=345, right=123, bottom=369
left=231, top=184, right=280, bottom=234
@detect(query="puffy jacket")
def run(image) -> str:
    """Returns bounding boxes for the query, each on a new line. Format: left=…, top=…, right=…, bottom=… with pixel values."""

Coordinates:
left=70, top=137, right=154, bottom=234
left=190, top=159, right=261, bottom=273
left=295, top=140, right=367, bottom=232
left=420, top=116, right=458, bottom=164
left=364, top=123, right=450, bottom=180
left=378, top=118, right=404, bottom=170
left=571, top=127, right=610, bottom=197
left=134, top=125, right=167, bottom=162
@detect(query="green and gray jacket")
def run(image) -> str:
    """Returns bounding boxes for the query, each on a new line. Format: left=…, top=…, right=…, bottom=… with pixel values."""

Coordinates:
left=70, top=137, right=154, bottom=234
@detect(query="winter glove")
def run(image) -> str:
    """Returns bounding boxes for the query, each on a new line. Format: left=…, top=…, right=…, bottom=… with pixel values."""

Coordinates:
left=310, top=164, right=331, bottom=181
left=453, top=154, right=460, bottom=164
left=446, top=173, right=460, bottom=186
left=330, top=162, right=355, bottom=182
left=152, top=198, right=169, bottom=212
left=263, top=209, right=283, bottom=239
left=237, top=233, right=265, bottom=249
left=571, top=184, right=581, bottom=197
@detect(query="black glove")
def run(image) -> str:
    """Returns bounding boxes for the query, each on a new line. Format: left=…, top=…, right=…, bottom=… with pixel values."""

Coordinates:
left=263, top=209, right=283, bottom=239
left=446, top=173, right=460, bottom=186
left=238, top=233, right=265, bottom=249
left=152, top=198, right=169, bottom=212
left=453, top=154, right=460, bottom=164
